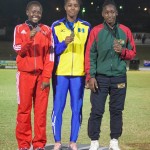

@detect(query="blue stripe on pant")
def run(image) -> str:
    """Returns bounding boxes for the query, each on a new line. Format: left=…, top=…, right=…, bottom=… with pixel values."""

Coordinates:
left=52, top=75, right=85, bottom=142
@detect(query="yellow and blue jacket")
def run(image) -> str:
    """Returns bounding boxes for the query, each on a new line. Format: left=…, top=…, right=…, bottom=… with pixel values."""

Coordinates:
left=51, top=18, right=91, bottom=76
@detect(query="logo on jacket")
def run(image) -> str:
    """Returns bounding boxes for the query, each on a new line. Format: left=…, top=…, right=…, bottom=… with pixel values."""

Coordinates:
left=21, top=30, right=27, bottom=34
left=61, top=29, right=65, bottom=32
left=78, top=28, right=85, bottom=33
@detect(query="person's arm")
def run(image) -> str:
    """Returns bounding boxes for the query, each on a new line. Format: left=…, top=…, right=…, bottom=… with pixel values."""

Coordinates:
left=41, top=28, right=54, bottom=88
left=13, top=25, right=33, bottom=57
left=51, top=24, right=67, bottom=56
left=85, top=29, right=98, bottom=81
left=84, top=23, right=92, bottom=54
left=85, top=28, right=98, bottom=92
left=120, top=28, right=136, bottom=60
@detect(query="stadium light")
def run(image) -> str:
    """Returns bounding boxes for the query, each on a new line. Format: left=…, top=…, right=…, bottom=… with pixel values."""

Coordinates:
left=82, top=7, right=86, bottom=13
left=119, top=6, right=123, bottom=9
left=91, top=2, right=94, bottom=5
left=56, top=7, right=60, bottom=11
left=96, top=6, right=100, bottom=10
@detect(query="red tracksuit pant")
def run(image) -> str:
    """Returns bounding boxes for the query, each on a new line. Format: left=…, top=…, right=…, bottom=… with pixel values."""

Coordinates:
left=16, top=71, right=50, bottom=149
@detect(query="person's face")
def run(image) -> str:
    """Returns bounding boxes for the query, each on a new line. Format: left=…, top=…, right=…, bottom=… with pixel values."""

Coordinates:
left=64, top=0, right=80, bottom=19
left=102, top=4, right=118, bottom=26
left=26, top=4, right=42, bottom=23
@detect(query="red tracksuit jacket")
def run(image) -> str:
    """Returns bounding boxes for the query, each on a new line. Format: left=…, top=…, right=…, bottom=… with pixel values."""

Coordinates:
left=13, top=23, right=54, bottom=82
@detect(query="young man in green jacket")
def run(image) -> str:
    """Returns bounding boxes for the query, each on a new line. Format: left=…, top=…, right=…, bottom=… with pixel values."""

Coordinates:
left=85, top=0, right=136, bottom=150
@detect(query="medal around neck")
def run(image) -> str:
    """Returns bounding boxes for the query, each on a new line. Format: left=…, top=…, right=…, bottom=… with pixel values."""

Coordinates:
left=35, top=26, right=41, bottom=32
left=70, top=31, right=75, bottom=37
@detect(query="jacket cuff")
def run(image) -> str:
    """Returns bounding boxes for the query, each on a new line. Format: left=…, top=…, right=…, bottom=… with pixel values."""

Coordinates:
left=86, top=74, right=95, bottom=81
left=42, top=77, right=50, bottom=83
left=120, top=49, right=126, bottom=59
left=62, top=41, right=67, bottom=49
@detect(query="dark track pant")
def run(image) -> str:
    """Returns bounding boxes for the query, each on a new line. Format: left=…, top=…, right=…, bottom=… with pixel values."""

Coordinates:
left=88, top=75, right=127, bottom=140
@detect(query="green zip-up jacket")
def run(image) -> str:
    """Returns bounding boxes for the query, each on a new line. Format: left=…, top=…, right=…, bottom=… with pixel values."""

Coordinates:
left=85, top=22, right=136, bottom=80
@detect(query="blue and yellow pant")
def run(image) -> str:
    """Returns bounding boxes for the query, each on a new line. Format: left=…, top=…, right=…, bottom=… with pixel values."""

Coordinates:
left=52, top=75, right=85, bottom=142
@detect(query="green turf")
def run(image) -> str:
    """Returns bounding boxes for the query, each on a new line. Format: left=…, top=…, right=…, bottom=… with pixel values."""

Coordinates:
left=0, top=69, right=150, bottom=150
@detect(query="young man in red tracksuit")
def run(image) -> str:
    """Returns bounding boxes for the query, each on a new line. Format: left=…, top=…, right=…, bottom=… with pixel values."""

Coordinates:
left=13, top=1, right=54, bottom=150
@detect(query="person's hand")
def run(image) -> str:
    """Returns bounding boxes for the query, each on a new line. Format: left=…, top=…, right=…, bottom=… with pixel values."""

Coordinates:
left=85, top=80, right=90, bottom=89
left=30, top=28, right=37, bottom=38
left=65, top=36, right=74, bottom=45
left=41, top=82, right=50, bottom=91
left=88, top=78, right=98, bottom=92
left=113, top=39, right=122, bottom=54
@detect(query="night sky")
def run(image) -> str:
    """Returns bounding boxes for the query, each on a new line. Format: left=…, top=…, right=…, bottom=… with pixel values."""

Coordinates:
left=0, top=0, right=150, bottom=32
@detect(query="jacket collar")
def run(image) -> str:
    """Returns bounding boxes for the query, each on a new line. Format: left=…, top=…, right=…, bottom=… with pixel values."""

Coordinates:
left=104, top=21, right=118, bottom=30
left=103, top=21, right=120, bottom=39
left=25, top=20, right=39, bottom=30
left=61, top=17, right=79, bottom=23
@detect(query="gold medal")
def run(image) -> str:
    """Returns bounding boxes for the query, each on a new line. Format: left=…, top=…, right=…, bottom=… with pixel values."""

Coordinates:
left=117, top=39, right=125, bottom=45
left=70, top=31, right=75, bottom=37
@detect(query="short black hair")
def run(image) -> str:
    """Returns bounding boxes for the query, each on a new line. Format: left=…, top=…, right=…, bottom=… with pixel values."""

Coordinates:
left=102, top=0, right=117, bottom=11
left=64, top=0, right=82, bottom=6
left=26, top=1, right=43, bottom=11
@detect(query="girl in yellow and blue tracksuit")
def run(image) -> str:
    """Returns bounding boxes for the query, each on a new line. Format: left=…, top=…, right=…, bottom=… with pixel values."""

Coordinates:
left=51, top=17, right=91, bottom=143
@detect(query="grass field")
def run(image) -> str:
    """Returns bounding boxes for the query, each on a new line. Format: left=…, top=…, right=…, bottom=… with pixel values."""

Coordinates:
left=0, top=69, right=150, bottom=150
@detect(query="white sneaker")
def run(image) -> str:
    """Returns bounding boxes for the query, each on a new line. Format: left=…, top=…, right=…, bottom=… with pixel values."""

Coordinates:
left=109, top=139, right=120, bottom=150
left=89, top=140, right=99, bottom=150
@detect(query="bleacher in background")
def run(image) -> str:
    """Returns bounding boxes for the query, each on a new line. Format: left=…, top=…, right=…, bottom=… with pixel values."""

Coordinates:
left=0, top=41, right=150, bottom=69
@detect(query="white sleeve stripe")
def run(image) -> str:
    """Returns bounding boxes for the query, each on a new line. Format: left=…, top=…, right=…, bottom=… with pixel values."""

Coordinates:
left=13, top=45, right=21, bottom=51
left=50, top=53, right=54, bottom=62
left=13, top=27, right=17, bottom=49
left=13, top=46, right=21, bottom=48
left=14, top=48, right=21, bottom=51
left=13, top=26, right=22, bottom=51
left=51, top=34, right=54, bottom=48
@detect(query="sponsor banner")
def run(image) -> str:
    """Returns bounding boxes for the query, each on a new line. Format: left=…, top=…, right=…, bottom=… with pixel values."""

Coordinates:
left=144, top=60, right=150, bottom=67
left=0, top=60, right=16, bottom=69
left=5, top=66, right=17, bottom=69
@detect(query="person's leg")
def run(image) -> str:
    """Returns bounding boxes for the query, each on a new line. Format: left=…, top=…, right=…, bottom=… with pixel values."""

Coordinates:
left=16, top=72, right=35, bottom=149
left=52, top=76, right=69, bottom=142
left=88, top=75, right=109, bottom=140
left=69, top=76, right=85, bottom=143
left=32, top=74, right=50, bottom=149
left=109, top=75, right=127, bottom=139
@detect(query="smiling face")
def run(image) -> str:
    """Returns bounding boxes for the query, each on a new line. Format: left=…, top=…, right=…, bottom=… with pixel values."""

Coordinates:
left=102, top=4, right=118, bottom=27
left=64, top=0, right=80, bottom=22
left=26, top=4, right=42, bottom=23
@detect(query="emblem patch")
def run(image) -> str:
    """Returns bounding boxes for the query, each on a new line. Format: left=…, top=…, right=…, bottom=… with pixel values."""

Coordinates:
left=117, top=83, right=125, bottom=88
